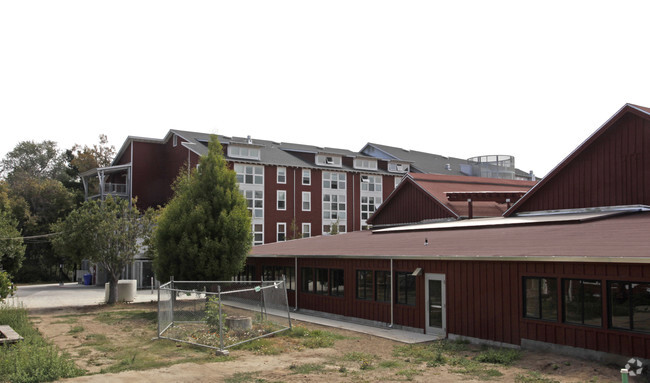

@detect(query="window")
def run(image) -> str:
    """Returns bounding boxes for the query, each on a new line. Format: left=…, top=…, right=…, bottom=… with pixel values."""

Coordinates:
left=323, top=194, right=346, bottom=220
left=376, top=271, right=391, bottom=302
left=173, top=134, right=178, bottom=147
left=253, top=224, right=263, bottom=245
left=301, top=268, right=313, bottom=293
left=396, top=272, right=416, bottom=305
left=523, top=277, right=557, bottom=321
left=244, top=190, right=264, bottom=218
left=361, top=196, right=381, bottom=222
left=235, top=164, right=264, bottom=185
left=354, top=158, right=377, bottom=170
left=356, top=270, right=373, bottom=300
left=302, top=192, right=311, bottom=211
left=323, top=172, right=346, bottom=189
left=301, top=268, right=344, bottom=297
left=361, top=175, right=382, bottom=192
left=331, top=269, right=344, bottom=297
left=277, top=167, right=286, bottom=184
left=302, top=169, right=311, bottom=185
left=609, top=281, right=650, bottom=332
left=233, top=265, right=256, bottom=281
left=316, top=268, right=329, bottom=295
left=277, top=222, right=286, bottom=242
left=262, top=265, right=295, bottom=290
left=316, top=155, right=342, bottom=167
left=277, top=190, right=286, bottom=210
left=563, top=279, right=602, bottom=326
left=302, top=223, right=311, bottom=238
left=229, top=145, right=261, bottom=160
left=394, top=176, right=402, bottom=189
left=388, top=162, right=409, bottom=173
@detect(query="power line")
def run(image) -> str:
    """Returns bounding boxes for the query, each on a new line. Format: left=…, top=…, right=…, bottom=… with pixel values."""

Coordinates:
left=0, top=232, right=61, bottom=241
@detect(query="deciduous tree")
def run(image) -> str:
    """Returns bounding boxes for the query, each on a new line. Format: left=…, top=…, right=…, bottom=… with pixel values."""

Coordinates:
left=153, top=135, right=251, bottom=282
left=51, top=197, right=155, bottom=303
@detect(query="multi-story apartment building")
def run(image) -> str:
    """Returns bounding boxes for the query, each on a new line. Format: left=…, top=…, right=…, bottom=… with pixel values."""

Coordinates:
left=79, top=129, right=534, bottom=288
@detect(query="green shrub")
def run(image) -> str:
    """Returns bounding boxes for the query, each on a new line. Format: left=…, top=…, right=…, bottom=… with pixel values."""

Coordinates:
left=0, top=306, right=84, bottom=382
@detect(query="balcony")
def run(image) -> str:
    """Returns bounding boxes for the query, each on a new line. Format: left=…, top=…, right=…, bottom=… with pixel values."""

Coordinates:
left=80, top=163, right=132, bottom=204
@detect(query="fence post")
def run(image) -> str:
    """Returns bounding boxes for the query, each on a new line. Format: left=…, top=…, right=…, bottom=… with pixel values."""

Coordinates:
left=283, top=275, right=292, bottom=329
left=156, top=283, right=161, bottom=338
left=218, top=284, right=224, bottom=351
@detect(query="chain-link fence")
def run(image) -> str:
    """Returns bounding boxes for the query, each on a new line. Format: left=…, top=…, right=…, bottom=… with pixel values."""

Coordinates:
left=158, top=280, right=292, bottom=354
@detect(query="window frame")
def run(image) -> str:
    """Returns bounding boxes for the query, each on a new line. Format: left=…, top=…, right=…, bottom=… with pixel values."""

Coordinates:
left=608, top=280, right=650, bottom=333
left=375, top=270, right=391, bottom=303
left=277, top=190, right=286, bottom=211
left=302, top=223, right=311, bottom=238
left=302, top=191, right=311, bottom=211
left=522, top=276, right=558, bottom=322
left=302, top=169, right=311, bottom=185
left=356, top=270, right=373, bottom=300
left=277, top=167, right=286, bottom=184
left=562, top=278, right=603, bottom=327
left=277, top=222, right=286, bottom=242
left=395, top=271, right=416, bottom=306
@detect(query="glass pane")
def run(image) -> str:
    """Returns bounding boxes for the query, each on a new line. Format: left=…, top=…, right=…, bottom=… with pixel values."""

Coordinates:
left=583, top=281, right=602, bottom=326
left=316, top=269, right=328, bottom=295
left=524, top=278, right=540, bottom=318
left=563, top=279, right=582, bottom=324
left=631, top=282, right=650, bottom=332
left=301, top=268, right=313, bottom=292
left=376, top=271, right=390, bottom=302
left=429, top=280, right=442, bottom=328
left=610, top=281, right=630, bottom=329
left=541, top=278, right=557, bottom=321
left=331, top=269, right=344, bottom=297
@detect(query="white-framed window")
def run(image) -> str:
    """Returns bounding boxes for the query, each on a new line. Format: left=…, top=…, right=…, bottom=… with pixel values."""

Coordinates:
left=361, top=196, right=382, bottom=222
left=244, top=190, right=264, bottom=218
left=229, top=145, right=261, bottom=160
left=277, top=167, right=286, bottom=184
left=173, top=134, right=178, bottom=147
left=395, top=176, right=402, bottom=189
left=302, top=169, right=311, bottom=185
left=302, top=191, right=311, bottom=211
left=323, top=194, right=346, bottom=220
left=253, top=224, right=264, bottom=245
left=361, top=175, right=382, bottom=192
left=302, top=223, right=311, bottom=238
left=323, top=172, right=346, bottom=189
left=277, top=222, right=286, bottom=242
left=354, top=158, right=377, bottom=170
left=388, top=162, right=410, bottom=173
left=277, top=190, right=286, bottom=210
left=316, top=154, right=342, bottom=167
left=234, top=164, right=263, bottom=185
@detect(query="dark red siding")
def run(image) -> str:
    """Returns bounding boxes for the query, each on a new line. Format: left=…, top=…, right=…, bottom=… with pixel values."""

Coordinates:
left=513, top=111, right=650, bottom=213
left=370, top=181, right=456, bottom=226
left=248, top=256, right=650, bottom=358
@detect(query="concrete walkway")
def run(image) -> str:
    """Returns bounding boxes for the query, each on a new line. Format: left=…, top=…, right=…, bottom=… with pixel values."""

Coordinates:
left=10, top=282, right=439, bottom=344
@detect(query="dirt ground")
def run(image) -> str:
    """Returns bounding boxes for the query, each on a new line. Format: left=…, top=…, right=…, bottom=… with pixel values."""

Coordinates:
left=27, top=303, right=627, bottom=383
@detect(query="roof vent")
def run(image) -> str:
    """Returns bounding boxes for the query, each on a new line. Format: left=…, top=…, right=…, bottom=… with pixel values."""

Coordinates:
left=247, top=135, right=252, bottom=144
left=445, top=164, right=451, bottom=171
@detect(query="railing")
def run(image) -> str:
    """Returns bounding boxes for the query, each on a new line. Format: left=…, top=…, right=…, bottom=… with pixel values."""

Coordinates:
left=103, top=183, right=127, bottom=195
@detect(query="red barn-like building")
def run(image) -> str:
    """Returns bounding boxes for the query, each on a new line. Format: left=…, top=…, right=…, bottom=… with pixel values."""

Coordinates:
left=248, top=104, right=650, bottom=363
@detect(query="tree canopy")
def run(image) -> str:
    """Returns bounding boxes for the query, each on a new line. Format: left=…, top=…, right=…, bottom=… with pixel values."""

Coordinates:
left=154, top=135, right=251, bottom=282
left=51, top=197, right=155, bottom=303
left=1, top=140, right=69, bottom=183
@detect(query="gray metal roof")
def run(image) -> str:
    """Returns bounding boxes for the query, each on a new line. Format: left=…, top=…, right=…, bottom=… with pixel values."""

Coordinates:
left=361, top=142, right=534, bottom=179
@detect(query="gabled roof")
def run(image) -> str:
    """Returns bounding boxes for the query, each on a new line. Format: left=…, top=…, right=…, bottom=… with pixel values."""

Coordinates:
left=368, top=173, right=536, bottom=225
left=250, top=211, right=650, bottom=263
left=505, top=103, right=650, bottom=216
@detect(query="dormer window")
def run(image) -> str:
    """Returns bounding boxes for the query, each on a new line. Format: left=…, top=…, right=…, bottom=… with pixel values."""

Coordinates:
left=316, top=154, right=342, bottom=167
left=229, top=145, right=261, bottom=160
left=354, top=158, right=377, bottom=170
left=388, top=162, right=409, bottom=173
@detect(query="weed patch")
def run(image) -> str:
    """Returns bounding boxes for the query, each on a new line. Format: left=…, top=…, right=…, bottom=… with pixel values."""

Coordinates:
left=0, top=306, right=84, bottom=382
left=289, top=362, right=325, bottom=374
left=515, top=371, right=561, bottom=383
left=475, top=348, right=521, bottom=366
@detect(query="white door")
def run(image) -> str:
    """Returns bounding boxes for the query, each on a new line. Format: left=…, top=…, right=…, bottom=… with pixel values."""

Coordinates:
left=425, top=273, right=446, bottom=336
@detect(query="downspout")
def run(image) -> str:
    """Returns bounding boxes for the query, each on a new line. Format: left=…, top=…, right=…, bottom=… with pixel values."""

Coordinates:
left=390, top=258, right=394, bottom=328
left=293, top=169, right=296, bottom=234
left=294, top=256, right=298, bottom=311
left=352, top=174, right=356, bottom=231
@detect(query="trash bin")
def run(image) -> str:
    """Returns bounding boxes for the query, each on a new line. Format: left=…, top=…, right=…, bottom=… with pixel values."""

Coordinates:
left=83, top=274, right=92, bottom=286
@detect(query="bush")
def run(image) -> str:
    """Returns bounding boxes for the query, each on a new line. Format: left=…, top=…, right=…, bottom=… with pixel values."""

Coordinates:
left=0, top=270, right=15, bottom=302
left=0, top=306, right=84, bottom=382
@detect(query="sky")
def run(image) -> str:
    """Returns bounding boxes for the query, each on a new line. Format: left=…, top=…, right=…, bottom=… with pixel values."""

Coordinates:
left=2, top=1, right=650, bottom=178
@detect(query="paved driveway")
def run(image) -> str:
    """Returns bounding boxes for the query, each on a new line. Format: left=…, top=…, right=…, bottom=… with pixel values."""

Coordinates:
left=10, top=283, right=158, bottom=309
